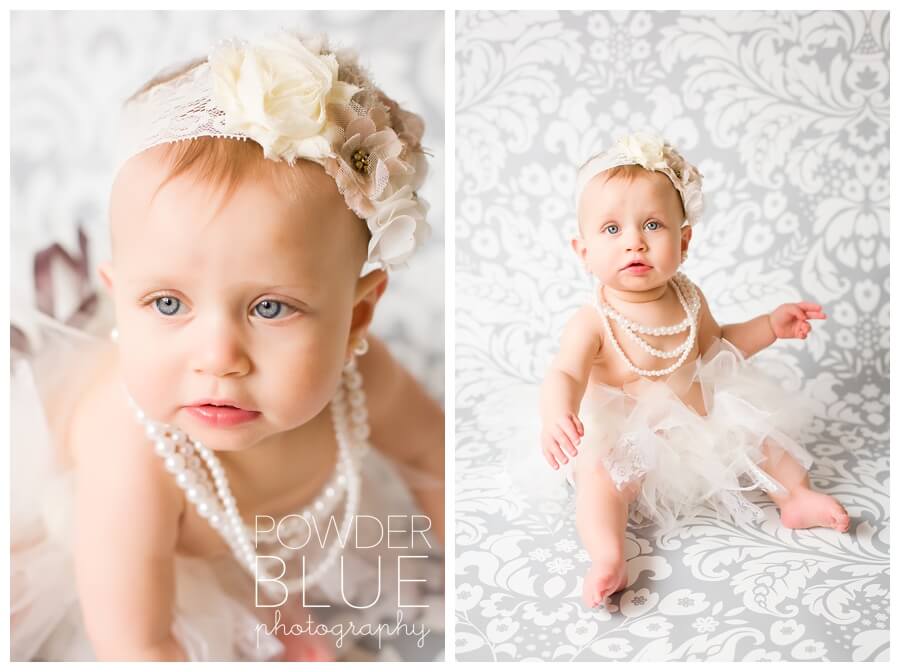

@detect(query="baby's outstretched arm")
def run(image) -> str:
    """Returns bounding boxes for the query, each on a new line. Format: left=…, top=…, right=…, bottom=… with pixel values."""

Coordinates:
left=69, top=376, right=186, bottom=660
left=540, top=306, right=602, bottom=470
left=697, top=287, right=826, bottom=357
left=360, top=337, right=444, bottom=545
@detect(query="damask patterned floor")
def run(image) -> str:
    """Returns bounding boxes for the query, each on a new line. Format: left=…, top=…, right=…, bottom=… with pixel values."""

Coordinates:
left=455, top=393, right=889, bottom=662
left=454, top=9, right=889, bottom=663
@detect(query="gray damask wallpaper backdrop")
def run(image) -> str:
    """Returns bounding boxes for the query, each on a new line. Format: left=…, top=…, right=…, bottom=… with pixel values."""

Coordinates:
left=456, top=11, right=888, bottom=662
left=10, top=10, right=444, bottom=402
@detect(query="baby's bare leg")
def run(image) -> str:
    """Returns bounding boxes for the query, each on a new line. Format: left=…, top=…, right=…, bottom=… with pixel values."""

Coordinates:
left=574, top=458, right=635, bottom=608
left=759, top=439, right=850, bottom=533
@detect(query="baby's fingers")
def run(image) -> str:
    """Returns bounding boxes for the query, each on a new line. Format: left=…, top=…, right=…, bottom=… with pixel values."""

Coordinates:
left=797, top=302, right=826, bottom=319
left=542, top=445, right=560, bottom=470
left=560, top=417, right=581, bottom=455
left=572, top=414, right=585, bottom=437
left=542, top=434, right=569, bottom=470
left=552, top=428, right=577, bottom=462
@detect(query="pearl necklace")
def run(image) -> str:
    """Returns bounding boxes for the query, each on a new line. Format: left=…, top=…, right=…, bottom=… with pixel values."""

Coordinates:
left=595, top=273, right=699, bottom=378
left=127, top=358, right=370, bottom=594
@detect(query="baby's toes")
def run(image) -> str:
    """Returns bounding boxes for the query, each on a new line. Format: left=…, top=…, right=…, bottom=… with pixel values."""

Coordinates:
left=832, top=506, right=851, bottom=532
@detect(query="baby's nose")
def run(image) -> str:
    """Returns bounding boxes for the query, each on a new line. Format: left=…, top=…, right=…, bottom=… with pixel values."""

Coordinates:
left=624, top=229, right=647, bottom=251
left=190, top=321, right=251, bottom=378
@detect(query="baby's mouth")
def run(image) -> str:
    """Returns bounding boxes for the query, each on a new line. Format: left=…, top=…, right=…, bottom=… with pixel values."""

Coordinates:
left=185, top=404, right=261, bottom=428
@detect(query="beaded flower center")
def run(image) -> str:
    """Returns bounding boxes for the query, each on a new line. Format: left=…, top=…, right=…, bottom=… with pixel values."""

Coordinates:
left=352, top=148, right=371, bottom=173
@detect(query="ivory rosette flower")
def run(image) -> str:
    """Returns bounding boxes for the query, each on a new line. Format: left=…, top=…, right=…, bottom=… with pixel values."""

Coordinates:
left=616, top=132, right=668, bottom=172
left=366, top=185, right=430, bottom=267
left=209, top=32, right=359, bottom=163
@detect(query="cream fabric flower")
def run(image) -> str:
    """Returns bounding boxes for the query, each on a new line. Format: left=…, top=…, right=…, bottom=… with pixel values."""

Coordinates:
left=367, top=185, right=430, bottom=268
left=209, top=32, right=359, bottom=163
left=616, top=132, right=668, bottom=172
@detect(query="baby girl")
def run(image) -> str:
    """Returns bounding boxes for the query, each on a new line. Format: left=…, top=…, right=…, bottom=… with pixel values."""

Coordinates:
left=11, top=30, right=443, bottom=661
left=539, top=133, right=850, bottom=610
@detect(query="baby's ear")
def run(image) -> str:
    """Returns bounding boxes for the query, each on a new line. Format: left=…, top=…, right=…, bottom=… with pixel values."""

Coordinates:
left=350, top=269, right=388, bottom=336
left=570, top=236, right=587, bottom=261
left=97, top=262, right=114, bottom=292
left=680, top=225, right=693, bottom=252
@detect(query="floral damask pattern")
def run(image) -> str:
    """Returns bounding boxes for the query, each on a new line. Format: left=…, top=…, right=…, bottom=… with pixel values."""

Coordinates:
left=456, top=10, right=888, bottom=661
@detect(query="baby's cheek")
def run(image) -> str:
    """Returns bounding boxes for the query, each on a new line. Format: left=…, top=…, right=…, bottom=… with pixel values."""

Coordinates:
left=119, top=348, right=180, bottom=420
left=263, top=332, right=346, bottom=425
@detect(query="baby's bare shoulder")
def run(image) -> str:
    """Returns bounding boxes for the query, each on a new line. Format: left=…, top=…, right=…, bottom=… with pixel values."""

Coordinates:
left=561, top=304, right=605, bottom=349
left=67, top=357, right=183, bottom=522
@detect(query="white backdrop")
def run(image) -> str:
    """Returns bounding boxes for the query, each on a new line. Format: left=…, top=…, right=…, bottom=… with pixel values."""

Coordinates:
left=455, top=10, right=889, bottom=662
left=10, top=9, right=445, bottom=401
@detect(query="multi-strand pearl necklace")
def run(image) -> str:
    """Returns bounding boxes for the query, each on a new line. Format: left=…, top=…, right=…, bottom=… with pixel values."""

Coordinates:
left=127, top=358, right=370, bottom=594
left=594, top=272, right=700, bottom=378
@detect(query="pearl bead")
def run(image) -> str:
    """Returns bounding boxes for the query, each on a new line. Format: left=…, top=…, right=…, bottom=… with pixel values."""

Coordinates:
left=325, top=487, right=335, bottom=498
left=154, top=439, right=174, bottom=456
left=197, top=501, right=211, bottom=518
left=164, top=454, right=186, bottom=472
left=175, top=471, right=196, bottom=487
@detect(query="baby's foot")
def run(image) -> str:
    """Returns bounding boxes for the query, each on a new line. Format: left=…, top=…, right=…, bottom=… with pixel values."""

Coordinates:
left=279, top=629, right=336, bottom=662
left=581, top=556, right=628, bottom=608
left=275, top=608, right=337, bottom=662
left=778, top=487, right=850, bottom=532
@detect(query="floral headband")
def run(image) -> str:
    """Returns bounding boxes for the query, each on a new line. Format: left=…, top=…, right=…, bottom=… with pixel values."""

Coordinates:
left=575, top=132, right=703, bottom=228
left=116, top=30, right=430, bottom=270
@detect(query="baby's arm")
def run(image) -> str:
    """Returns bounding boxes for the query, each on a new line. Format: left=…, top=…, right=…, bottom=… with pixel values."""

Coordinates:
left=540, top=306, right=602, bottom=470
left=69, top=384, right=186, bottom=661
left=696, top=287, right=826, bottom=357
left=359, top=337, right=444, bottom=545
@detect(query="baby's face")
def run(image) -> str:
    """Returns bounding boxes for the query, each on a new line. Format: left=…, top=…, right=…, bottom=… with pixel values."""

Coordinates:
left=105, top=147, right=372, bottom=451
left=574, top=169, right=690, bottom=292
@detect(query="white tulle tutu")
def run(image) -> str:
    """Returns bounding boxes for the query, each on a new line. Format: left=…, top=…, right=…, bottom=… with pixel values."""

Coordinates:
left=10, top=314, right=443, bottom=661
left=509, top=337, right=815, bottom=532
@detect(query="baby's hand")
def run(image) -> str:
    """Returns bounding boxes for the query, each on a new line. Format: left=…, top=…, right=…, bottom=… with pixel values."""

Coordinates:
left=769, top=302, right=826, bottom=340
left=541, top=413, right=584, bottom=470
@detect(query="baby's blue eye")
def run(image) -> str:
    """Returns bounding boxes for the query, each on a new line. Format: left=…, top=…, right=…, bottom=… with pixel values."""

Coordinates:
left=604, top=225, right=619, bottom=234
left=254, top=299, right=286, bottom=319
left=645, top=221, right=661, bottom=231
left=154, top=296, right=181, bottom=316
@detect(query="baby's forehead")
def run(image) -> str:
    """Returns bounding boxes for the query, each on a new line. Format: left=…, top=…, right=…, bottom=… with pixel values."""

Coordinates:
left=108, top=149, right=368, bottom=271
left=584, top=169, right=679, bottom=208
